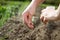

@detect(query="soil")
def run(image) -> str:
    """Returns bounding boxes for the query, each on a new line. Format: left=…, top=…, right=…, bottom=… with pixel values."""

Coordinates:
left=0, top=7, right=60, bottom=40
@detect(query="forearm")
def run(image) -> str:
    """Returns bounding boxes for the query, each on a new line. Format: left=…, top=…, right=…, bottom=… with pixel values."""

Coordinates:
left=57, top=4, right=60, bottom=12
left=32, top=0, right=45, bottom=7
left=29, top=0, right=45, bottom=15
left=57, top=4, right=60, bottom=20
left=23, top=0, right=45, bottom=15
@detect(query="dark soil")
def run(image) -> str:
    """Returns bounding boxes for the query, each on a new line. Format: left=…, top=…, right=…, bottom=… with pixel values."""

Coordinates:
left=0, top=7, right=60, bottom=40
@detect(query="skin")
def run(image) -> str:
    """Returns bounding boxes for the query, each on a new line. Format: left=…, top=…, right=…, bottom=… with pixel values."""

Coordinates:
left=22, top=0, right=44, bottom=29
left=22, top=0, right=60, bottom=29
left=40, top=4, right=60, bottom=24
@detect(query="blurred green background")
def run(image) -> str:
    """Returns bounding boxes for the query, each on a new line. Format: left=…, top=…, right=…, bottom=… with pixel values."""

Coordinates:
left=0, top=0, right=60, bottom=27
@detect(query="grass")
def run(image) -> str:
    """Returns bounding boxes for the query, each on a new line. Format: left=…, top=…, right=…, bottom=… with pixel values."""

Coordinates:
left=0, top=1, right=30, bottom=40
left=40, top=3, right=58, bottom=9
left=19, top=1, right=30, bottom=14
left=0, top=1, right=59, bottom=40
left=0, top=1, right=58, bottom=27
left=0, top=1, right=29, bottom=27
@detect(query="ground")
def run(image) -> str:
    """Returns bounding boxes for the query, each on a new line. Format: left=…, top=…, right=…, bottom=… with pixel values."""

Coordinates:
left=0, top=7, right=60, bottom=40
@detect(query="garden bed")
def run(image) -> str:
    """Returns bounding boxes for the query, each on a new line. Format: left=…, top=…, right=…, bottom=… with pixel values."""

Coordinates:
left=0, top=7, right=60, bottom=40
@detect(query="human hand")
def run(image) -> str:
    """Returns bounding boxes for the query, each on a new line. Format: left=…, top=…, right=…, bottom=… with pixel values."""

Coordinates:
left=40, top=6, right=60, bottom=24
left=22, top=11, right=34, bottom=29
left=22, top=0, right=45, bottom=28
left=22, top=2, right=36, bottom=29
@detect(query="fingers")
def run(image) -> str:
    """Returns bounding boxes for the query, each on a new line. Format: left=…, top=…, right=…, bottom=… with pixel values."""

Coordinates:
left=28, top=13, right=34, bottom=29
left=40, top=16, right=48, bottom=24
left=43, top=17, right=48, bottom=24
left=40, top=16, right=44, bottom=22
left=28, top=22, right=34, bottom=29
left=23, top=12, right=34, bottom=29
left=23, top=13, right=29, bottom=25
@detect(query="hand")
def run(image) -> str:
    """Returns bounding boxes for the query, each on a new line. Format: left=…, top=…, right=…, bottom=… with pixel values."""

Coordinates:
left=22, top=0, right=44, bottom=28
left=22, top=0, right=36, bottom=29
left=40, top=6, right=60, bottom=24
left=22, top=11, right=34, bottom=29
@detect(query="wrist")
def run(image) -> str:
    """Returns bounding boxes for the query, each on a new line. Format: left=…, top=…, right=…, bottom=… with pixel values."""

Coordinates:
left=32, top=0, right=44, bottom=6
